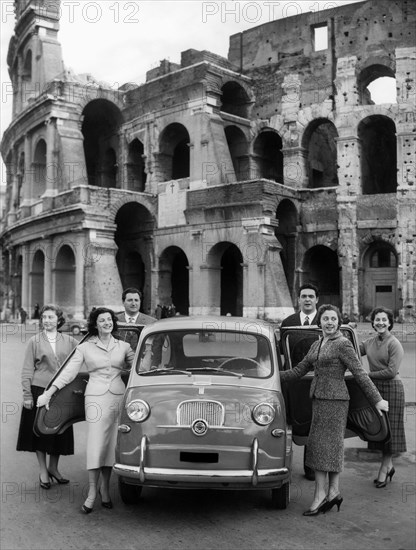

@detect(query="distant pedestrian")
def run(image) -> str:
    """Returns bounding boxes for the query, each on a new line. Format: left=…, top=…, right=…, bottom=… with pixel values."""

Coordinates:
left=360, top=306, right=406, bottom=488
left=20, top=307, right=28, bottom=324
left=33, top=303, right=40, bottom=319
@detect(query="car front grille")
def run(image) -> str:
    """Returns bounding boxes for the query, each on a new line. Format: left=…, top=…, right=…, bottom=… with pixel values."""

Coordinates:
left=177, top=400, right=224, bottom=426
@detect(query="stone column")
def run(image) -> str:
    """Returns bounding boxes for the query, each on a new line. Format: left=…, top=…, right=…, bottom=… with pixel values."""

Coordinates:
left=43, top=118, right=58, bottom=197
left=21, top=134, right=32, bottom=215
left=74, top=236, right=85, bottom=319
left=43, top=239, right=53, bottom=303
left=282, top=146, right=308, bottom=188
left=336, top=136, right=361, bottom=195
left=21, top=245, right=30, bottom=313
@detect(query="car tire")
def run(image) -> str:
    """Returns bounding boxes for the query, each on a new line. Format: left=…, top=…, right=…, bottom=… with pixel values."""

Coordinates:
left=118, top=478, right=142, bottom=505
left=72, top=326, right=80, bottom=335
left=271, top=482, right=290, bottom=509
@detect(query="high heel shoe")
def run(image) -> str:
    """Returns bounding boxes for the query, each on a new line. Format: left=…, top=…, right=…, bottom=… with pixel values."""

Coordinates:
left=302, top=498, right=327, bottom=516
left=81, top=497, right=96, bottom=514
left=39, top=475, right=51, bottom=490
left=322, top=494, right=343, bottom=513
left=99, top=490, right=113, bottom=509
left=375, top=467, right=395, bottom=488
left=48, top=471, right=70, bottom=484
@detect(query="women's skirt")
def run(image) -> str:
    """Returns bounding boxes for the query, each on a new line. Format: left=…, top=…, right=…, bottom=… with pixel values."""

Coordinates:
left=368, top=379, right=406, bottom=454
left=305, top=398, right=349, bottom=473
left=85, top=391, right=124, bottom=470
left=16, top=385, right=74, bottom=455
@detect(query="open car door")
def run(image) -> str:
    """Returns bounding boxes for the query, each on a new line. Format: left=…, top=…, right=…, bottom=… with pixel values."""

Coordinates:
left=279, top=325, right=390, bottom=445
left=34, top=324, right=144, bottom=436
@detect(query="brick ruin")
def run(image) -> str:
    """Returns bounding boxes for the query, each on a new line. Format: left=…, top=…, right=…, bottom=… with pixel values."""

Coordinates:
left=1, top=0, right=415, bottom=322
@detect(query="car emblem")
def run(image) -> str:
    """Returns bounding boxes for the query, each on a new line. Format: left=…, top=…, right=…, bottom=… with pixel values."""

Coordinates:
left=191, top=418, right=208, bottom=436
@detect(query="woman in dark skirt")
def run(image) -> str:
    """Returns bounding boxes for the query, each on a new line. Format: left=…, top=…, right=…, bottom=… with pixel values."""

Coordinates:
left=17, top=304, right=78, bottom=488
left=280, top=304, right=388, bottom=516
left=360, top=306, right=406, bottom=488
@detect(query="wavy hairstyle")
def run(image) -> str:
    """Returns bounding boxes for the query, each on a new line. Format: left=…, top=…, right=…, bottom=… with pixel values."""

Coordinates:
left=40, top=304, right=66, bottom=330
left=370, top=306, right=394, bottom=331
left=316, top=304, right=342, bottom=329
left=87, top=307, right=119, bottom=335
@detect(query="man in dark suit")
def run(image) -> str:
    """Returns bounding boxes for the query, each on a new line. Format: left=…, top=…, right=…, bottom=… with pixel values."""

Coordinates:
left=116, top=288, right=155, bottom=350
left=281, top=283, right=319, bottom=481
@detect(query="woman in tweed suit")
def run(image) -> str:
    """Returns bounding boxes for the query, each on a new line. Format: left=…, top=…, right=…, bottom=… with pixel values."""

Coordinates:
left=360, top=306, right=406, bottom=488
left=37, top=307, right=135, bottom=514
left=280, top=304, right=388, bottom=516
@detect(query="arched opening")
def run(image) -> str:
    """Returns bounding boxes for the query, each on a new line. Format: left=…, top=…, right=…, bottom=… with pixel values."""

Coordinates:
left=17, top=152, right=25, bottom=208
left=32, top=139, right=47, bottom=198
left=115, top=202, right=154, bottom=314
left=82, top=99, right=123, bottom=187
left=158, top=247, right=190, bottom=316
left=358, top=64, right=397, bottom=105
left=159, top=123, right=190, bottom=181
left=275, top=200, right=298, bottom=296
left=102, top=148, right=118, bottom=188
left=303, top=245, right=340, bottom=307
left=127, top=139, right=146, bottom=191
left=358, top=115, right=397, bottom=194
left=220, top=82, right=250, bottom=118
left=362, top=241, right=398, bottom=316
left=30, top=250, right=45, bottom=309
left=224, top=126, right=249, bottom=182
left=253, top=130, right=284, bottom=183
left=221, top=244, right=243, bottom=316
left=54, top=246, right=76, bottom=308
left=22, top=50, right=32, bottom=99
left=303, top=119, right=338, bottom=188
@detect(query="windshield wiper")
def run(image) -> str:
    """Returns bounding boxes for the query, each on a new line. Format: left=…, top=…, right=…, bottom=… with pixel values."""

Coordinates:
left=139, top=368, right=192, bottom=377
left=191, top=367, right=243, bottom=378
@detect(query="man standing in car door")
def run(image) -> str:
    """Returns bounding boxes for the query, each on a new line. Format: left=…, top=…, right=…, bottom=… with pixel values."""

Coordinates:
left=281, top=283, right=319, bottom=481
left=117, top=288, right=156, bottom=350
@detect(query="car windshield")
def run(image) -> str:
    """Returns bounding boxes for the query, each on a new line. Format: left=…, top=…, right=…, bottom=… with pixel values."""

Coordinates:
left=136, top=330, right=273, bottom=378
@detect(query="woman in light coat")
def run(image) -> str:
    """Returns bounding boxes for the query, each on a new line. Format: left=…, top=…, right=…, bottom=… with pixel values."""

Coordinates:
left=37, top=307, right=135, bottom=513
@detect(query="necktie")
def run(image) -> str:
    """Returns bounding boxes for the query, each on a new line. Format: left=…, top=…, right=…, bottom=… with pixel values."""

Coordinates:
left=129, top=317, right=135, bottom=323
left=304, top=316, right=310, bottom=326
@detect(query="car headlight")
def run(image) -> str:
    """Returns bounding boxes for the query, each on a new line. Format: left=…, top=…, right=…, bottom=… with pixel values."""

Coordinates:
left=252, top=403, right=275, bottom=425
left=126, top=399, right=150, bottom=422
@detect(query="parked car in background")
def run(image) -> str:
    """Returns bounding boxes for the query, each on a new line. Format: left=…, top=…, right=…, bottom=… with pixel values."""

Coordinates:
left=59, top=317, right=87, bottom=335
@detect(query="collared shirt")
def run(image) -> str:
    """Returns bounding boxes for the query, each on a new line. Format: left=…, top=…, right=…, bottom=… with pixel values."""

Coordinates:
left=300, top=311, right=316, bottom=325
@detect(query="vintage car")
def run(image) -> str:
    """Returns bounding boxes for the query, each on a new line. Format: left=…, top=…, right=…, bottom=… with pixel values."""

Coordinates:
left=59, top=317, right=87, bottom=336
left=35, top=316, right=389, bottom=511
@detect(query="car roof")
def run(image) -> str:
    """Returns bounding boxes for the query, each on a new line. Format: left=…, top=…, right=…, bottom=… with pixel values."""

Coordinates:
left=139, top=315, right=277, bottom=338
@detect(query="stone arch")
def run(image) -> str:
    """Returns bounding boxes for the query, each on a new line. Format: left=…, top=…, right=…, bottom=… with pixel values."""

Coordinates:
left=30, top=249, right=45, bottom=308
left=158, top=122, right=190, bottom=181
left=224, top=125, right=249, bottom=181
left=360, top=239, right=398, bottom=316
left=109, top=196, right=157, bottom=222
left=115, top=202, right=155, bottom=313
left=220, top=81, right=252, bottom=118
left=357, top=61, right=396, bottom=105
left=207, top=242, right=244, bottom=316
left=158, top=246, right=190, bottom=315
left=275, top=199, right=298, bottom=296
left=127, top=138, right=146, bottom=191
left=302, top=245, right=340, bottom=307
left=253, top=129, right=284, bottom=183
left=302, top=118, right=338, bottom=188
left=82, top=99, right=123, bottom=187
left=358, top=115, right=397, bottom=194
left=54, top=245, right=76, bottom=309
left=32, top=138, right=47, bottom=198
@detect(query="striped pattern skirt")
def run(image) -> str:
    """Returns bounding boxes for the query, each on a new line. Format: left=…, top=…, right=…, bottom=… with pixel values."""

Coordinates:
left=305, top=398, right=349, bottom=473
left=368, top=379, right=407, bottom=454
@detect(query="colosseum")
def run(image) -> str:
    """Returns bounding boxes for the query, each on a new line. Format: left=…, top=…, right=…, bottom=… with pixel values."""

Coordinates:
left=1, top=0, right=415, bottom=323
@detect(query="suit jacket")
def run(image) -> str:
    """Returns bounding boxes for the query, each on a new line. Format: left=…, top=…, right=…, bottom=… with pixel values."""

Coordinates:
left=280, top=311, right=318, bottom=327
left=280, top=331, right=382, bottom=404
left=53, top=336, right=135, bottom=396
left=21, top=332, right=78, bottom=400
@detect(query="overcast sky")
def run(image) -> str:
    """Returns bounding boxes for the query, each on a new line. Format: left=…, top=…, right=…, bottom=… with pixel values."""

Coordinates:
left=0, top=0, right=364, bottom=185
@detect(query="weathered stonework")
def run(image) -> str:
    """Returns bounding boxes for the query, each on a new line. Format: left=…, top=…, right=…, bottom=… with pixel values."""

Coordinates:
left=1, top=0, right=415, bottom=322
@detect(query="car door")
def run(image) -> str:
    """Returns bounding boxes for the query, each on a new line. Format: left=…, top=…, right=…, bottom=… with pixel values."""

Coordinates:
left=279, top=325, right=390, bottom=444
left=34, top=324, right=144, bottom=436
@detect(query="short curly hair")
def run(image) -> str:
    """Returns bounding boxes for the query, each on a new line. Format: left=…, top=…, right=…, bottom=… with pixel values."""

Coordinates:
left=87, top=307, right=118, bottom=335
left=40, top=304, right=65, bottom=329
left=370, top=306, right=394, bottom=331
left=317, top=304, right=342, bottom=328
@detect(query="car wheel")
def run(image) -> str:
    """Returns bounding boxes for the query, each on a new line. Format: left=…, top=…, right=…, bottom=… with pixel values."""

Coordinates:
left=72, top=326, right=81, bottom=335
left=118, top=478, right=142, bottom=505
left=271, top=482, right=290, bottom=509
